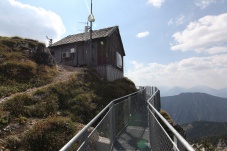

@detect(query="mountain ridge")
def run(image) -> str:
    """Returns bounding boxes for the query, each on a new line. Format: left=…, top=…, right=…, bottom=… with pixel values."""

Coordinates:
left=161, top=92, right=227, bottom=124
left=160, top=85, right=227, bottom=98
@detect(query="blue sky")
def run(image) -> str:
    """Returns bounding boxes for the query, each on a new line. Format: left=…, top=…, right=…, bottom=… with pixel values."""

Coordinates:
left=0, top=0, right=227, bottom=89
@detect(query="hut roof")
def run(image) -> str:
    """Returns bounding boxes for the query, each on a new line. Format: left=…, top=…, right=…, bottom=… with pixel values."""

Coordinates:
left=51, top=26, right=119, bottom=47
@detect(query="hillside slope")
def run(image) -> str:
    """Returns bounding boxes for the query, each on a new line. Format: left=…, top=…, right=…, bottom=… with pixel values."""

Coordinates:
left=0, top=36, right=137, bottom=150
left=181, top=121, right=227, bottom=145
left=0, top=36, right=57, bottom=98
left=161, top=93, right=227, bottom=124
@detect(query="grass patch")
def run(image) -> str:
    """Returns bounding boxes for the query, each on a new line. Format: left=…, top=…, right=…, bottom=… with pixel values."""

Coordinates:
left=0, top=36, right=57, bottom=98
left=22, top=116, right=76, bottom=151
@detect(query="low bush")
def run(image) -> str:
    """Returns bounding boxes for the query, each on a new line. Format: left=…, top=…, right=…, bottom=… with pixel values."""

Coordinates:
left=24, top=95, right=59, bottom=117
left=23, top=116, right=76, bottom=151
left=69, top=93, right=97, bottom=123
left=3, top=94, right=33, bottom=117
left=0, top=60, right=37, bottom=82
left=6, top=135, right=21, bottom=150
left=0, top=110, right=9, bottom=129
left=3, top=93, right=59, bottom=118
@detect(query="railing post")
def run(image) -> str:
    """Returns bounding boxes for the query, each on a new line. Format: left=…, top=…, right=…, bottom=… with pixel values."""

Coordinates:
left=78, top=129, right=88, bottom=147
left=128, top=96, right=131, bottom=121
left=109, top=102, right=115, bottom=150
left=173, top=136, right=178, bottom=151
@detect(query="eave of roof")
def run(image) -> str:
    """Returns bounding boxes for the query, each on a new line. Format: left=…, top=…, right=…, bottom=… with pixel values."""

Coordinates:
left=50, top=26, right=118, bottom=47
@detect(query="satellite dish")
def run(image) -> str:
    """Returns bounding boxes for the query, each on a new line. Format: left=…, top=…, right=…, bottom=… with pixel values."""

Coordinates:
left=88, top=14, right=95, bottom=22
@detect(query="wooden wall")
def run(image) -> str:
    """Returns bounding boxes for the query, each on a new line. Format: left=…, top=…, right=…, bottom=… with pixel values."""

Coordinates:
left=50, top=42, right=97, bottom=67
left=105, top=29, right=124, bottom=72
left=96, top=30, right=124, bottom=72
left=96, top=65, right=123, bottom=81
left=50, top=28, right=125, bottom=81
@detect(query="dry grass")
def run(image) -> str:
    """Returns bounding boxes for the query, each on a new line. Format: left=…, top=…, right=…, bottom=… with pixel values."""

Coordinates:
left=0, top=36, right=57, bottom=98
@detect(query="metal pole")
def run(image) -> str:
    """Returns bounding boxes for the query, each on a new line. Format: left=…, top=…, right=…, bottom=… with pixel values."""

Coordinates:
left=90, top=0, right=93, bottom=66
left=90, top=0, right=92, bottom=41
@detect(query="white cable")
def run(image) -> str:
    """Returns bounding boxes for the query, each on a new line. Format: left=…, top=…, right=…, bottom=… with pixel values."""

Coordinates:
left=83, top=0, right=90, bottom=13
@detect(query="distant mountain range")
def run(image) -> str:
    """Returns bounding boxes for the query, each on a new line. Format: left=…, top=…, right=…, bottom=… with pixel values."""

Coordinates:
left=159, top=85, right=227, bottom=98
left=181, top=121, right=227, bottom=144
left=161, top=92, right=227, bottom=124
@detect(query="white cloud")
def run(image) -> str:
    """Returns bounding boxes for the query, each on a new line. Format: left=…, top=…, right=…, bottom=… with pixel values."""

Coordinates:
left=171, top=13, right=227, bottom=54
left=136, top=31, right=150, bottom=38
left=176, top=15, right=185, bottom=25
left=0, top=0, right=65, bottom=45
left=147, top=0, right=165, bottom=8
left=194, top=0, right=216, bottom=9
left=125, top=54, right=227, bottom=89
left=206, top=46, right=227, bottom=54
left=167, top=15, right=186, bottom=26
left=167, top=18, right=173, bottom=26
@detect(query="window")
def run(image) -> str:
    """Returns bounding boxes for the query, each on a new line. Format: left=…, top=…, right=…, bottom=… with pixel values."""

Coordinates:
left=116, top=52, right=122, bottom=68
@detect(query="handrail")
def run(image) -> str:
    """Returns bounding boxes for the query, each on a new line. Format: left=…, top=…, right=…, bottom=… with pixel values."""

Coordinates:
left=147, top=91, right=195, bottom=151
left=60, top=86, right=194, bottom=151
left=60, top=88, right=145, bottom=151
left=148, top=107, right=180, bottom=151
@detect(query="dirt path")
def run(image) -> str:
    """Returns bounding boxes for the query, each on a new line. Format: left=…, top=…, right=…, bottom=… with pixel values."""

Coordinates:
left=0, top=65, right=83, bottom=104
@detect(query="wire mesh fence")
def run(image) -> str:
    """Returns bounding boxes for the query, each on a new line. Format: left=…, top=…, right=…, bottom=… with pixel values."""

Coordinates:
left=77, top=109, right=112, bottom=151
left=147, top=88, right=194, bottom=151
left=149, top=108, right=179, bottom=151
left=60, top=87, right=194, bottom=151
left=60, top=89, right=146, bottom=151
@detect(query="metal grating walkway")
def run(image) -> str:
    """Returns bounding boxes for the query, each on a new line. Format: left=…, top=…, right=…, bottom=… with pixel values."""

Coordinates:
left=112, top=105, right=150, bottom=151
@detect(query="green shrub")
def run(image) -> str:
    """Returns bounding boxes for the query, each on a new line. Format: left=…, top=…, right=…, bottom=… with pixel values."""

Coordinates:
left=0, top=60, right=37, bottom=82
left=3, top=93, right=59, bottom=118
left=0, top=86, right=17, bottom=98
left=0, top=39, right=16, bottom=47
left=34, top=65, right=57, bottom=86
left=160, top=110, right=174, bottom=123
left=6, top=135, right=21, bottom=150
left=0, top=111, right=9, bottom=128
left=23, top=116, right=76, bottom=151
left=3, top=94, right=33, bottom=117
left=15, top=116, right=27, bottom=125
left=49, top=83, right=73, bottom=110
left=24, top=95, right=59, bottom=117
left=2, top=51, right=26, bottom=60
left=69, top=93, right=97, bottom=123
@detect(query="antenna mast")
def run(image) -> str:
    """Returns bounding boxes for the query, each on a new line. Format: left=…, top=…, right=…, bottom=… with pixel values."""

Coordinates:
left=90, top=0, right=92, bottom=41
left=46, top=36, right=52, bottom=46
left=87, top=0, right=95, bottom=66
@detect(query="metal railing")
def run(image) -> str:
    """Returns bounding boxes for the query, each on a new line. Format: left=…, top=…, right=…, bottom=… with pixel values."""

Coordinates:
left=60, top=89, right=146, bottom=151
left=147, top=87, right=194, bottom=151
left=60, top=86, right=194, bottom=151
